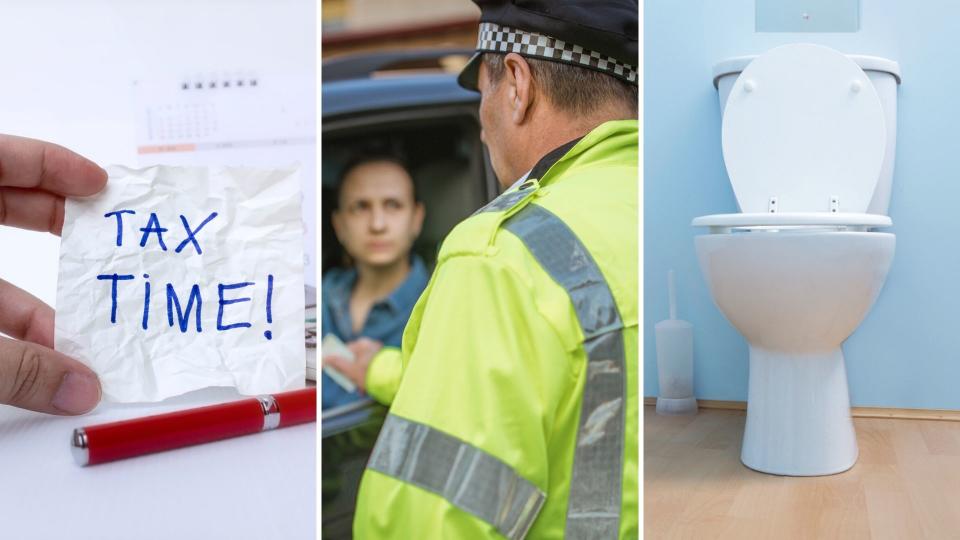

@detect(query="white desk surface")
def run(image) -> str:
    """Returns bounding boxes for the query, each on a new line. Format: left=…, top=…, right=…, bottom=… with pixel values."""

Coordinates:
left=0, top=1, right=316, bottom=538
left=0, top=387, right=316, bottom=540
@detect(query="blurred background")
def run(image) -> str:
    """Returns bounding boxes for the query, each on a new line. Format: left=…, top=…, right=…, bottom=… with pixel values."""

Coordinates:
left=322, top=0, right=477, bottom=57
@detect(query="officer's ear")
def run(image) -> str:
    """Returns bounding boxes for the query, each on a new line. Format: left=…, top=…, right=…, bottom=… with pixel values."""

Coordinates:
left=502, top=53, right=534, bottom=125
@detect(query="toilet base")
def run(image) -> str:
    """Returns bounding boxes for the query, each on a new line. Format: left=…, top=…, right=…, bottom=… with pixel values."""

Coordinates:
left=741, top=345, right=858, bottom=476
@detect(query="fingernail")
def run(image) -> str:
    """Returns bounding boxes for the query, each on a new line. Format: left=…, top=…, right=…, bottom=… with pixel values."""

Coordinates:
left=52, top=372, right=101, bottom=414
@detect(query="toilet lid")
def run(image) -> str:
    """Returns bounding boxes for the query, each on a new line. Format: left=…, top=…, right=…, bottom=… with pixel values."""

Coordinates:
left=722, top=44, right=887, bottom=214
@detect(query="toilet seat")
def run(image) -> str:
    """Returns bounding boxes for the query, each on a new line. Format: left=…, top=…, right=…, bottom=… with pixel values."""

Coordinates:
left=693, top=212, right=891, bottom=234
left=722, top=44, right=887, bottom=214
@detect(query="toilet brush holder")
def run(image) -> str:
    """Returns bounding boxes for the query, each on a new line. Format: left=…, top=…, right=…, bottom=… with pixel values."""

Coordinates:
left=656, top=271, right=698, bottom=415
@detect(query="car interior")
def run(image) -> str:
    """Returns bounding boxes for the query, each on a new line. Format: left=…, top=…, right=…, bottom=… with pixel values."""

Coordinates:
left=321, top=114, right=493, bottom=274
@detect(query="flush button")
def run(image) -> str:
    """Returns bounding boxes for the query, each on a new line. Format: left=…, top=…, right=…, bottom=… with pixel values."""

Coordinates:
left=851, top=80, right=862, bottom=93
left=744, top=80, right=756, bottom=93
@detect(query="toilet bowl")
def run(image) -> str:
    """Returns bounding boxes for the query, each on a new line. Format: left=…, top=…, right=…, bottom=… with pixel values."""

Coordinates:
left=693, top=44, right=901, bottom=476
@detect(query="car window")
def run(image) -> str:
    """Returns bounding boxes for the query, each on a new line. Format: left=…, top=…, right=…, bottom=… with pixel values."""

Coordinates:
left=322, top=113, right=490, bottom=274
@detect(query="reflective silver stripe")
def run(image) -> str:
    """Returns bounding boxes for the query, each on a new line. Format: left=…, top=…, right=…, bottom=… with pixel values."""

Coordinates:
left=368, top=414, right=546, bottom=540
left=504, top=203, right=625, bottom=539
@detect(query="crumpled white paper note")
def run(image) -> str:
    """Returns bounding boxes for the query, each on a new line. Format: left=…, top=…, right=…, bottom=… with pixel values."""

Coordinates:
left=55, top=165, right=306, bottom=402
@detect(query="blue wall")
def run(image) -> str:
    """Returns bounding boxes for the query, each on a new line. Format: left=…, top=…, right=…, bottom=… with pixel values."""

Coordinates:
left=644, top=0, right=960, bottom=409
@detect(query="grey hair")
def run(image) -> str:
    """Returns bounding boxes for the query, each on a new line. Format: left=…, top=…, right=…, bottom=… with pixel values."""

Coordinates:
left=482, top=53, right=638, bottom=117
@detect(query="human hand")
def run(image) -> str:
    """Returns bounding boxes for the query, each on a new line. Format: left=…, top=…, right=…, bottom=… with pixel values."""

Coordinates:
left=0, top=134, right=107, bottom=414
left=322, top=337, right=384, bottom=394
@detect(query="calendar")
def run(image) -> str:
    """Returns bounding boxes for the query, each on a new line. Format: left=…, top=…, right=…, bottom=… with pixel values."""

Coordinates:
left=133, top=70, right=317, bottom=286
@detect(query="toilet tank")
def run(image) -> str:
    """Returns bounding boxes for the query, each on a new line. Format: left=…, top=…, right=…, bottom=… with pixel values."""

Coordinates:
left=712, top=54, right=902, bottom=216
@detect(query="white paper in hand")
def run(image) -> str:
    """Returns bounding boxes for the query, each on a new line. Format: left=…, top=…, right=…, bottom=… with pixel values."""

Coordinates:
left=321, top=334, right=357, bottom=392
left=55, top=165, right=306, bottom=402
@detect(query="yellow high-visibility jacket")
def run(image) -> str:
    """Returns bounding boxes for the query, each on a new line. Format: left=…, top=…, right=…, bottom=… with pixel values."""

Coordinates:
left=356, top=119, right=638, bottom=539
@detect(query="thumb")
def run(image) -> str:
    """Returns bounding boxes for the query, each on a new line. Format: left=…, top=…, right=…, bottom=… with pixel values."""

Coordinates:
left=0, top=337, right=101, bottom=415
left=323, top=354, right=348, bottom=370
left=348, top=338, right=382, bottom=357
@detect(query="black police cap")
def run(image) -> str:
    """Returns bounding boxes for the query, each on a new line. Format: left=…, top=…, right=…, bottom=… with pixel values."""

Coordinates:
left=457, top=0, right=639, bottom=91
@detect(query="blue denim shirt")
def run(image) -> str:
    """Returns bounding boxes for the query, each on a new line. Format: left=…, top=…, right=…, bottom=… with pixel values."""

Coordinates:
left=321, top=255, right=429, bottom=409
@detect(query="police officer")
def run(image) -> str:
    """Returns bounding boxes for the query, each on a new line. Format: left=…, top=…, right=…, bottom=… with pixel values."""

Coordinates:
left=334, top=1, right=638, bottom=537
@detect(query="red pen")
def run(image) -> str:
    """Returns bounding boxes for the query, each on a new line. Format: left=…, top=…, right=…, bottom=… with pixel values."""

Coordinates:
left=71, top=387, right=316, bottom=466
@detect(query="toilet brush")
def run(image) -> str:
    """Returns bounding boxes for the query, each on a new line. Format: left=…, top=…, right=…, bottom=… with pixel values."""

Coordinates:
left=655, top=270, right=698, bottom=415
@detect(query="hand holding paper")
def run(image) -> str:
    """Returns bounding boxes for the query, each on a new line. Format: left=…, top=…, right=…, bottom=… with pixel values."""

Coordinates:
left=321, top=334, right=357, bottom=392
left=0, top=134, right=105, bottom=415
left=322, top=336, right=383, bottom=394
left=55, top=165, right=306, bottom=402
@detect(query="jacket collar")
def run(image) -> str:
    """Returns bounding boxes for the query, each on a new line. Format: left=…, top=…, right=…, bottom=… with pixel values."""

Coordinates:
left=535, top=119, right=639, bottom=187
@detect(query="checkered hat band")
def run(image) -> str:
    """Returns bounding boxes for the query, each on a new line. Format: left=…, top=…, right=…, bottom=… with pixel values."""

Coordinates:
left=475, top=22, right=637, bottom=85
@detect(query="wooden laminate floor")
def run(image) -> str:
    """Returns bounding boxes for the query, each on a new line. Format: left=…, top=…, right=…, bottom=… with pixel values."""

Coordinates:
left=644, top=406, right=960, bottom=539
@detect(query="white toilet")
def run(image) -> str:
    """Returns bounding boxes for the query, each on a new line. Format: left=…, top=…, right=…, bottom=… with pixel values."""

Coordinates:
left=693, top=44, right=901, bottom=476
